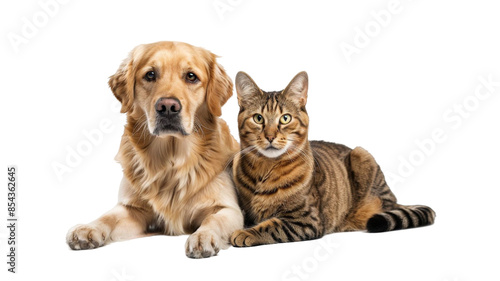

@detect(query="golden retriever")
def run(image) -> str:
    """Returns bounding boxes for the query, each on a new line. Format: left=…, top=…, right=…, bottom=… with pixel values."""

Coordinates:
left=66, top=41, right=243, bottom=258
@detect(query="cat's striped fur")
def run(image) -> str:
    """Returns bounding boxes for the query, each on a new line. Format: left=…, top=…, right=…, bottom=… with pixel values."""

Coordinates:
left=230, top=71, right=435, bottom=247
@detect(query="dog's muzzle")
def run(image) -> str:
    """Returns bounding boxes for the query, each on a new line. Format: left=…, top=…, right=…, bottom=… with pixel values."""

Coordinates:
left=153, top=97, right=187, bottom=136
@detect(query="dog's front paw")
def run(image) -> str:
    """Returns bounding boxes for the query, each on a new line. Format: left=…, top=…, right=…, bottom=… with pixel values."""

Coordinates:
left=185, top=230, right=221, bottom=258
left=230, top=229, right=257, bottom=247
left=66, top=224, right=108, bottom=250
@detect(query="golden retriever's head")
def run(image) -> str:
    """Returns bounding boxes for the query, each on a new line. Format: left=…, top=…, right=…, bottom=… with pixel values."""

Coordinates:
left=109, top=41, right=232, bottom=137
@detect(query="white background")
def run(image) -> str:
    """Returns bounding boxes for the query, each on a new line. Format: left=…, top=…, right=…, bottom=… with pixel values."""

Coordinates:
left=1, top=0, right=499, bottom=280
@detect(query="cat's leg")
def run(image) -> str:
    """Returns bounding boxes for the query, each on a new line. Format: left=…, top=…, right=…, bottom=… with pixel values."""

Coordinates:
left=231, top=216, right=322, bottom=247
left=342, top=146, right=396, bottom=231
left=346, top=147, right=436, bottom=233
left=349, top=147, right=397, bottom=208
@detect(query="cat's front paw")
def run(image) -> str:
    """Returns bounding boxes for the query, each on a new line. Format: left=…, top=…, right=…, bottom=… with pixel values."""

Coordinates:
left=230, top=229, right=257, bottom=247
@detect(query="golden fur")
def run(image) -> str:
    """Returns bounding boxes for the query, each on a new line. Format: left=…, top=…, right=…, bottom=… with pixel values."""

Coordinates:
left=67, top=41, right=243, bottom=258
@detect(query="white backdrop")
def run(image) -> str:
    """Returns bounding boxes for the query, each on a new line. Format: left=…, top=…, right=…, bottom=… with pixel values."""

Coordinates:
left=1, top=0, right=499, bottom=280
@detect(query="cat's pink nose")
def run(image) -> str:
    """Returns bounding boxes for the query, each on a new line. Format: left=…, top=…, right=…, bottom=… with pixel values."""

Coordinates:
left=266, top=136, right=275, bottom=143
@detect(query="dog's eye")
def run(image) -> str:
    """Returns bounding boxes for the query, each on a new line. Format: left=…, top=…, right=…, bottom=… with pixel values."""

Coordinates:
left=144, top=71, right=156, bottom=82
left=280, top=114, right=292, bottom=124
left=253, top=114, right=264, bottom=124
left=186, top=72, right=198, bottom=83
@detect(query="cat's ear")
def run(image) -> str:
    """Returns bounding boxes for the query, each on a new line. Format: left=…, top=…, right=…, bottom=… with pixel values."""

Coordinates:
left=283, top=71, right=308, bottom=107
left=236, top=71, right=263, bottom=107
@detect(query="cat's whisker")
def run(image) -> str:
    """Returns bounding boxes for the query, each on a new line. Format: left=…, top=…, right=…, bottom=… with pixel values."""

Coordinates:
left=222, top=145, right=258, bottom=171
left=286, top=149, right=294, bottom=163
left=289, top=143, right=316, bottom=170
left=250, top=148, right=259, bottom=169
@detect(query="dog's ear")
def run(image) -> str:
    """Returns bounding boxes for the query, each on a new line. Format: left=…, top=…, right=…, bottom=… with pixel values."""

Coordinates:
left=206, top=53, right=233, bottom=117
left=108, top=46, right=143, bottom=113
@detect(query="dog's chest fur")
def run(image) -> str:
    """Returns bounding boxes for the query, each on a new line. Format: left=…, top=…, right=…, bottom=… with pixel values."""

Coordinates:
left=118, top=133, right=228, bottom=235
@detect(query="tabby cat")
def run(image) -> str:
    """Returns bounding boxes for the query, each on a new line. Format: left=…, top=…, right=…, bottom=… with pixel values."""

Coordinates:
left=230, top=71, right=435, bottom=247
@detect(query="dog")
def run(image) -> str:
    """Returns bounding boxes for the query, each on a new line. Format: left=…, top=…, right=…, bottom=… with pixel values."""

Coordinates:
left=66, top=41, right=243, bottom=258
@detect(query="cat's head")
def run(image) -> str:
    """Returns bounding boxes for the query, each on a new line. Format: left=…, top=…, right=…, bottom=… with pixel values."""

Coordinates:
left=235, top=71, right=309, bottom=159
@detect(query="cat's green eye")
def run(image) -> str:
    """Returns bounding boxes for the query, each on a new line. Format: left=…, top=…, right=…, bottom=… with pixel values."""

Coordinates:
left=280, top=114, right=292, bottom=124
left=253, top=114, right=264, bottom=124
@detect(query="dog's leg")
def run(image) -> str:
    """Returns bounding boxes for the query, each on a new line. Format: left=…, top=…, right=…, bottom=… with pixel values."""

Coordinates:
left=185, top=206, right=243, bottom=258
left=66, top=204, right=153, bottom=250
left=67, top=178, right=154, bottom=250
left=185, top=172, right=244, bottom=258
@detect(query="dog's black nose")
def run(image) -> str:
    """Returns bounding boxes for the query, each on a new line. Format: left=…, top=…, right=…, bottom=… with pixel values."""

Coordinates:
left=156, top=98, right=181, bottom=115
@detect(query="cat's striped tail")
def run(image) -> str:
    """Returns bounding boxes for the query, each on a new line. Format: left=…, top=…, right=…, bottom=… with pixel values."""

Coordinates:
left=366, top=205, right=436, bottom=233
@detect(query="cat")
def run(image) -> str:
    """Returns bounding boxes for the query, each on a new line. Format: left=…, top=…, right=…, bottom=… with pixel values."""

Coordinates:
left=230, top=71, right=435, bottom=247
